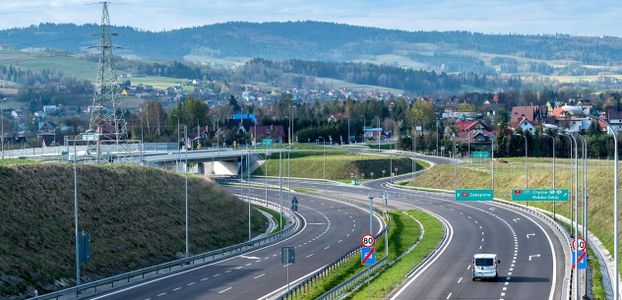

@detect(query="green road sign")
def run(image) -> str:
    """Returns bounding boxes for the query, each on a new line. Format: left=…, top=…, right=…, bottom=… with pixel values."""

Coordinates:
left=472, top=151, right=489, bottom=158
left=455, top=189, right=494, bottom=201
left=262, top=138, right=273, bottom=146
left=512, top=189, right=569, bottom=201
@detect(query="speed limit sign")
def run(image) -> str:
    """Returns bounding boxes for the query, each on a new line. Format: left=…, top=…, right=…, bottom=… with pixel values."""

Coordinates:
left=572, top=238, right=587, bottom=251
left=361, top=233, right=376, bottom=247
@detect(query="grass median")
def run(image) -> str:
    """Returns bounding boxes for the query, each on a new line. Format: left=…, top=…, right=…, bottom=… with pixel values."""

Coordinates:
left=290, top=209, right=442, bottom=299
left=254, top=151, right=421, bottom=181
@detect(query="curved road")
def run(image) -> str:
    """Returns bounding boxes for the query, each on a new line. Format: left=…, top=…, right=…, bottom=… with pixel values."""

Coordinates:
left=256, top=152, right=567, bottom=300
left=87, top=187, right=382, bottom=300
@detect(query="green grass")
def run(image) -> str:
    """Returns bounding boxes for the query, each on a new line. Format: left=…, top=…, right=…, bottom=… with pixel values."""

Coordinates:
left=255, top=206, right=282, bottom=233
left=292, top=209, right=442, bottom=299
left=412, top=157, right=619, bottom=278
left=254, top=152, right=421, bottom=181
left=0, top=164, right=267, bottom=298
left=347, top=210, right=443, bottom=299
left=0, top=158, right=37, bottom=166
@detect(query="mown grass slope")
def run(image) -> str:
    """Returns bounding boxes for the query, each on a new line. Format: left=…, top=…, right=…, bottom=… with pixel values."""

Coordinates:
left=254, top=151, right=420, bottom=181
left=411, top=157, right=618, bottom=275
left=0, top=163, right=266, bottom=298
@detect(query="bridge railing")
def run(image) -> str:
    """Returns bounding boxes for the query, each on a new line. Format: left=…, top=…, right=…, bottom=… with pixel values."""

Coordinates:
left=34, top=198, right=300, bottom=300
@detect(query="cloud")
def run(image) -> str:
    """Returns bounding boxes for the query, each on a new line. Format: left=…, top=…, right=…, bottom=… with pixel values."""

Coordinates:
left=0, top=0, right=619, bottom=36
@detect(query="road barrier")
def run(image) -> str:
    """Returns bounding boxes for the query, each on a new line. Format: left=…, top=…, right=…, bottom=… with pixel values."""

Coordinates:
left=34, top=197, right=300, bottom=300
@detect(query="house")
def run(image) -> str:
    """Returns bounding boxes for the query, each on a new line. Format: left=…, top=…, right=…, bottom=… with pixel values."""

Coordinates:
left=513, top=118, right=537, bottom=134
left=37, top=121, right=56, bottom=145
left=43, top=105, right=59, bottom=115
left=455, top=120, right=495, bottom=144
left=509, top=106, right=544, bottom=128
left=231, top=113, right=257, bottom=125
left=600, top=106, right=622, bottom=133
left=254, top=125, right=286, bottom=144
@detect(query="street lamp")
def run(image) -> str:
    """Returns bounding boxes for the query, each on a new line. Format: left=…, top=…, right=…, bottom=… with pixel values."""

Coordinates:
left=513, top=132, right=529, bottom=188
left=543, top=131, right=557, bottom=220
left=1, top=97, right=7, bottom=159
left=563, top=105, right=619, bottom=298
left=576, top=133, right=589, bottom=298
left=317, top=137, right=326, bottom=180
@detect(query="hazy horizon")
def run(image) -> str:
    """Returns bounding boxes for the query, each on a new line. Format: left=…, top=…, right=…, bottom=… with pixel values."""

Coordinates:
left=0, top=1, right=620, bottom=37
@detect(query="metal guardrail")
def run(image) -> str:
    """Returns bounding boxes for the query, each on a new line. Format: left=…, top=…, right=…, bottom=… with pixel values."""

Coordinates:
left=34, top=198, right=300, bottom=300
left=386, top=182, right=575, bottom=300
left=315, top=257, right=388, bottom=300
left=278, top=217, right=390, bottom=300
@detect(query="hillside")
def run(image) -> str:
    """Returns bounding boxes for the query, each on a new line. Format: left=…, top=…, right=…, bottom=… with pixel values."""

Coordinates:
left=0, top=163, right=267, bottom=298
left=1, top=21, right=622, bottom=75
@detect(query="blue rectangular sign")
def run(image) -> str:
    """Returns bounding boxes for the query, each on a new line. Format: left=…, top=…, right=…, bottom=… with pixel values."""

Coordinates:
left=572, top=251, right=587, bottom=270
left=361, top=247, right=376, bottom=265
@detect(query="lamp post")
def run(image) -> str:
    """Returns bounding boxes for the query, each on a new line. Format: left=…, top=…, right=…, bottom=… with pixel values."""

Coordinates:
left=71, top=140, right=80, bottom=289
left=318, top=137, right=326, bottom=180
left=451, top=133, right=457, bottom=189
left=347, top=114, right=351, bottom=144
left=184, top=126, right=189, bottom=257
left=543, top=132, right=556, bottom=220
left=560, top=132, right=575, bottom=237
left=513, top=132, right=529, bottom=188
left=576, top=134, right=589, bottom=298
left=563, top=105, right=619, bottom=298
left=0, top=97, right=7, bottom=159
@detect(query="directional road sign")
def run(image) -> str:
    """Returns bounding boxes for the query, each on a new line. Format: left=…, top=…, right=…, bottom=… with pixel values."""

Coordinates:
left=512, top=189, right=569, bottom=202
left=361, top=247, right=376, bottom=265
left=361, top=233, right=376, bottom=248
left=79, top=231, right=91, bottom=263
left=572, top=251, right=587, bottom=270
left=281, top=247, right=295, bottom=264
left=291, top=197, right=299, bottom=212
left=471, top=151, right=489, bottom=158
left=455, top=189, right=494, bottom=201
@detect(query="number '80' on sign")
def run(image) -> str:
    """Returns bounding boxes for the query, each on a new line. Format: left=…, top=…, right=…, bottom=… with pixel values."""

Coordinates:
left=361, top=233, right=376, bottom=247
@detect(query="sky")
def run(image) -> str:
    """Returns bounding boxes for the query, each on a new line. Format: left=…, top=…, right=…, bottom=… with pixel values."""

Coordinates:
left=0, top=0, right=620, bottom=36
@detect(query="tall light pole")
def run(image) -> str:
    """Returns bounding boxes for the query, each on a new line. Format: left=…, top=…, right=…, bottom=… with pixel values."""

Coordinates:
left=347, top=115, right=351, bottom=144
left=318, top=137, right=326, bottom=180
left=543, top=132, right=556, bottom=220
left=560, top=132, right=575, bottom=237
left=451, top=133, right=457, bottom=189
left=71, top=140, right=80, bottom=289
left=279, top=150, right=283, bottom=230
left=514, top=132, right=529, bottom=188
left=0, top=97, right=7, bottom=159
left=567, top=132, right=579, bottom=300
left=490, top=136, right=495, bottom=190
left=184, top=126, right=189, bottom=257
left=563, top=105, right=619, bottom=297
left=576, top=134, right=589, bottom=298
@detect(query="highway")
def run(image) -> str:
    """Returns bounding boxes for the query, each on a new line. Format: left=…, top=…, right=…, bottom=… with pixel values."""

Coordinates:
left=253, top=155, right=568, bottom=300
left=86, top=186, right=382, bottom=300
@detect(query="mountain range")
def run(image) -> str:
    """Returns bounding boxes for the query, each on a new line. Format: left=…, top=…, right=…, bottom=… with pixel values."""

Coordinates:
left=1, top=21, right=622, bottom=75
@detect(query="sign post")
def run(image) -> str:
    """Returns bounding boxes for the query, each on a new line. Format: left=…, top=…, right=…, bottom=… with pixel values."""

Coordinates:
left=290, top=197, right=299, bottom=212
left=455, top=189, right=494, bottom=201
left=512, top=189, right=569, bottom=202
left=281, top=247, right=295, bottom=291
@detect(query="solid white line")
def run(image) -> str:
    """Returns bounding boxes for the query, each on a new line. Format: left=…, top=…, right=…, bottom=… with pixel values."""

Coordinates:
left=90, top=211, right=309, bottom=300
left=446, top=292, right=452, bottom=299
left=218, top=287, right=232, bottom=294
left=390, top=211, right=453, bottom=300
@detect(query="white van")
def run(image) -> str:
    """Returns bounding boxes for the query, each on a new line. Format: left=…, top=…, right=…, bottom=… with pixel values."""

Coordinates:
left=471, top=253, right=500, bottom=280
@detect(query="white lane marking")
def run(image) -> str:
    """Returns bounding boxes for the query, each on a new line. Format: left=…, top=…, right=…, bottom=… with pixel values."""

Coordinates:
left=240, top=255, right=261, bottom=260
left=254, top=273, right=266, bottom=279
left=172, top=287, right=181, bottom=291
left=501, top=292, right=506, bottom=296
left=187, top=282, right=195, bottom=286
left=218, top=287, right=232, bottom=294
left=213, top=273, right=221, bottom=277
left=305, top=253, right=314, bottom=259
left=245, top=263, right=252, bottom=266
left=156, top=292, right=167, bottom=297
left=446, top=292, right=452, bottom=299
left=264, top=256, right=271, bottom=260
left=528, top=254, right=541, bottom=261
left=457, top=277, right=463, bottom=283
left=224, top=270, right=232, bottom=273
left=200, top=277, right=208, bottom=281
left=502, top=287, right=507, bottom=291
left=337, top=239, right=343, bottom=243
left=526, top=233, right=536, bottom=239
left=324, top=246, right=330, bottom=250
left=479, top=245, right=482, bottom=250
left=235, top=266, right=243, bottom=270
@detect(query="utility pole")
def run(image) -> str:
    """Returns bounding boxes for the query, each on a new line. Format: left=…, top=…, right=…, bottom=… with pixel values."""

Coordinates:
left=279, top=151, right=283, bottom=229
left=88, top=2, right=126, bottom=159
left=1, top=97, right=6, bottom=159
left=72, top=140, right=80, bottom=290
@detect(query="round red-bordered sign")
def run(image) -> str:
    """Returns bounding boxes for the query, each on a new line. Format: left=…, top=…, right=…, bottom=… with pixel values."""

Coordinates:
left=361, top=233, right=376, bottom=247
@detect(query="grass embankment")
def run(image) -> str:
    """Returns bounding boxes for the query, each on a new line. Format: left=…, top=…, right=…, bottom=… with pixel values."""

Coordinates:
left=0, top=163, right=267, bottom=298
left=410, top=157, right=615, bottom=293
left=294, top=210, right=442, bottom=299
left=253, top=151, right=421, bottom=181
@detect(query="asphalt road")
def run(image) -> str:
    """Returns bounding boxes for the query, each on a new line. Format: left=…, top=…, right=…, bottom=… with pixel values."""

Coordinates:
left=254, top=167, right=567, bottom=300
left=87, top=187, right=382, bottom=300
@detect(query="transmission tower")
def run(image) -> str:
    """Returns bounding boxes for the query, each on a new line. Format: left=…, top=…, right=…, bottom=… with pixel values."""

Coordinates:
left=88, top=2, right=126, bottom=142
